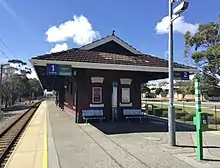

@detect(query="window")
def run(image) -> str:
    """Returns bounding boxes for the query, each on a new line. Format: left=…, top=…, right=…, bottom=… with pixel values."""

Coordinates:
left=122, top=88, right=130, bottom=103
left=92, top=87, right=102, bottom=103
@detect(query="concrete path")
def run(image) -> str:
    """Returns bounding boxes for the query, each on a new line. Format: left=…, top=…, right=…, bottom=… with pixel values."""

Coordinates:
left=5, top=101, right=47, bottom=168
left=8, top=100, right=220, bottom=168
left=47, top=100, right=220, bottom=168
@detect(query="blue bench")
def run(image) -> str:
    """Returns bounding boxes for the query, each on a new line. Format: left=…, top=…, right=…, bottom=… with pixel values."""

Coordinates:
left=123, top=109, right=146, bottom=123
left=82, top=109, right=105, bottom=123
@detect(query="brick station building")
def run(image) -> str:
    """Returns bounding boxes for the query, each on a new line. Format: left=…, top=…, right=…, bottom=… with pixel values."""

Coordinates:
left=30, top=33, right=196, bottom=123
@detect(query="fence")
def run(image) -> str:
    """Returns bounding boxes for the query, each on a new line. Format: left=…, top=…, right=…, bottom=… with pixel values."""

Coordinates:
left=142, top=100, right=220, bottom=130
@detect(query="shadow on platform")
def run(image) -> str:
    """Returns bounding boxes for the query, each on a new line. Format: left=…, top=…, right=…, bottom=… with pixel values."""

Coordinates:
left=177, top=145, right=220, bottom=149
left=203, top=158, right=220, bottom=162
left=91, top=118, right=195, bottom=135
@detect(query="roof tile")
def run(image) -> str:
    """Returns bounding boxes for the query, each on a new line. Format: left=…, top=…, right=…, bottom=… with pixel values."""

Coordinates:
left=32, top=49, right=193, bottom=69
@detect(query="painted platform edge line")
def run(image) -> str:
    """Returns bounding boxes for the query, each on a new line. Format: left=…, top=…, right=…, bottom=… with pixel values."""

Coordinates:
left=4, top=102, right=42, bottom=168
left=43, top=106, right=48, bottom=168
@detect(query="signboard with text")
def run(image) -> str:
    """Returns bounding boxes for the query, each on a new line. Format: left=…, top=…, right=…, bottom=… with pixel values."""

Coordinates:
left=46, top=64, right=72, bottom=76
left=174, top=71, right=189, bottom=80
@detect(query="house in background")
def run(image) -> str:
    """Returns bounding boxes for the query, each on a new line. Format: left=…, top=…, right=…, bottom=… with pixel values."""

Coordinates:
left=30, top=32, right=196, bottom=122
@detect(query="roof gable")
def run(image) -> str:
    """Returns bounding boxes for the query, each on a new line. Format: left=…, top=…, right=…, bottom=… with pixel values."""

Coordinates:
left=88, top=40, right=135, bottom=55
left=80, top=35, right=142, bottom=55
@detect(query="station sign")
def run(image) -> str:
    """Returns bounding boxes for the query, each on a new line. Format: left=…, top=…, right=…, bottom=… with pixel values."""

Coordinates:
left=174, top=71, right=189, bottom=80
left=46, top=64, right=72, bottom=76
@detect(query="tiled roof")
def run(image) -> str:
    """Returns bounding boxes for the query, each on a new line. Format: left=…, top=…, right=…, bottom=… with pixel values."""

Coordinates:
left=32, top=49, right=193, bottom=69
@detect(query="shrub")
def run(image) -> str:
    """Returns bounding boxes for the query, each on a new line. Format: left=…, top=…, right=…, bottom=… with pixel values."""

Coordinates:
left=176, top=112, right=189, bottom=120
left=154, top=109, right=164, bottom=117
left=161, top=91, right=168, bottom=97
left=184, top=113, right=195, bottom=121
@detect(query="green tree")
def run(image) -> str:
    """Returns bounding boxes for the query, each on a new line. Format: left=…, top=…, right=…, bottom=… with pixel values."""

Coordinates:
left=155, top=88, right=163, bottom=95
left=141, top=83, right=150, bottom=93
left=184, top=16, right=220, bottom=97
left=27, top=78, right=43, bottom=98
left=2, top=60, right=33, bottom=107
left=175, top=81, right=195, bottom=100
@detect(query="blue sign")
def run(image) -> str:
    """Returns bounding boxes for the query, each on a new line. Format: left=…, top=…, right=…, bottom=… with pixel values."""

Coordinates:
left=46, top=64, right=72, bottom=76
left=46, top=64, right=59, bottom=75
left=174, top=71, right=189, bottom=80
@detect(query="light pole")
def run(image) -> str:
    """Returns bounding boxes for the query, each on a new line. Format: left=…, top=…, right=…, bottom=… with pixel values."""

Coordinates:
left=0, top=63, right=10, bottom=117
left=0, top=64, right=5, bottom=117
left=168, top=0, right=189, bottom=146
left=0, top=64, right=3, bottom=116
left=168, top=0, right=175, bottom=146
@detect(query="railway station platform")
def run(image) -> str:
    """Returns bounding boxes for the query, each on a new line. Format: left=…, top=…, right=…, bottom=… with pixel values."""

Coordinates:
left=5, top=101, right=46, bottom=168
left=5, top=100, right=220, bottom=168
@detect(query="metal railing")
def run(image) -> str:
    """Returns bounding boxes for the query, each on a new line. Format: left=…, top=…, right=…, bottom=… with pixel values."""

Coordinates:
left=142, top=100, right=220, bottom=130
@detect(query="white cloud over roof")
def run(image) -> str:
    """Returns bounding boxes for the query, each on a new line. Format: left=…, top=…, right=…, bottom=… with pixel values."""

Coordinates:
left=50, top=43, right=68, bottom=53
left=155, top=15, right=198, bottom=35
left=46, top=15, right=100, bottom=46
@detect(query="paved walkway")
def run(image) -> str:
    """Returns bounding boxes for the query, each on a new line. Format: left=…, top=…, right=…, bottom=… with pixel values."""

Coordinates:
left=5, top=101, right=47, bottom=168
left=5, top=100, right=220, bottom=168
left=47, top=100, right=220, bottom=168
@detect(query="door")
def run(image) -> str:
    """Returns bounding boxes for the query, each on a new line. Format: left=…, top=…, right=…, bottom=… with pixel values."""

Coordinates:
left=112, top=81, right=118, bottom=122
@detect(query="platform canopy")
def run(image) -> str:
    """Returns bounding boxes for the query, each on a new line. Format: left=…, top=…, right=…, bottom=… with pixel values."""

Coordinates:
left=30, top=33, right=197, bottom=89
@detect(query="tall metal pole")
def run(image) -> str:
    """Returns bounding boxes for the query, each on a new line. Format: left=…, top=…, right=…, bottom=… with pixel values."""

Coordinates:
left=195, top=79, right=203, bottom=160
left=168, top=0, right=176, bottom=146
left=0, top=64, right=3, bottom=117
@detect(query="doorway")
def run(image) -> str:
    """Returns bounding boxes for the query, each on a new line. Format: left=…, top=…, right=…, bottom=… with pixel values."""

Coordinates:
left=112, top=81, right=118, bottom=122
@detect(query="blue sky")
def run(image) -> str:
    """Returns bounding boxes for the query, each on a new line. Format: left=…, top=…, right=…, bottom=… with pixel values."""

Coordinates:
left=0, top=0, right=219, bottom=71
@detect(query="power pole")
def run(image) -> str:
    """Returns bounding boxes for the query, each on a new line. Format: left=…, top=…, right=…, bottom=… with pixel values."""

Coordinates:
left=0, top=64, right=3, bottom=117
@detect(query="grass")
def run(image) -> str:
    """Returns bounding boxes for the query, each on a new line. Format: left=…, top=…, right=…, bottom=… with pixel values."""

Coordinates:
left=144, top=102, right=219, bottom=115
left=143, top=102, right=220, bottom=130
left=208, top=124, right=220, bottom=130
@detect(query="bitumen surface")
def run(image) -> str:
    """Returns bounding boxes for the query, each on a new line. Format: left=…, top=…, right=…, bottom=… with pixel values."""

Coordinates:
left=47, top=100, right=220, bottom=168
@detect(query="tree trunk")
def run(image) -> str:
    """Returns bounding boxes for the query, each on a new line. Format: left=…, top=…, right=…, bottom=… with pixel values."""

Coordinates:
left=5, top=98, right=8, bottom=108
left=12, top=95, right=16, bottom=105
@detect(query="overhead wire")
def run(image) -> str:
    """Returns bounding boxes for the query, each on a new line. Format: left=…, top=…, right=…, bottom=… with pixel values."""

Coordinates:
left=0, top=48, right=10, bottom=61
left=0, top=37, right=19, bottom=61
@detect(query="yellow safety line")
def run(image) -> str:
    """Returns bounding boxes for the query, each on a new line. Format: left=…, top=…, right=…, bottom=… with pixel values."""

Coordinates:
left=43, top=108, right=48, bottom=168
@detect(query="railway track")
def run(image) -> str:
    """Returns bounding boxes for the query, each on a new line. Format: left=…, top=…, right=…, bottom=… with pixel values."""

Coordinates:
left=0, top=102, right=41, bottom=168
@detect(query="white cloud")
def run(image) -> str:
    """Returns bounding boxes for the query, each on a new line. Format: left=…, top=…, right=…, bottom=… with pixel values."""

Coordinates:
left=46, top=15, right=100, bottom=46
left=155, top=15, right=199, bottom=35
left=164, top=51, right=168, bottom=59
left=7, top=63, right=38, bottom=79
left=0, top=57, right=8, bottom=64
left=50, top=43, right=68, bottom=53
left=27, top=68, right=38, bottom=79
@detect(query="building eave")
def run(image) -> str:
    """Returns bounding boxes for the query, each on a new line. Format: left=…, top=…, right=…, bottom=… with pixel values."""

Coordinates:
left=30, top=59, right=198, bottom=73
